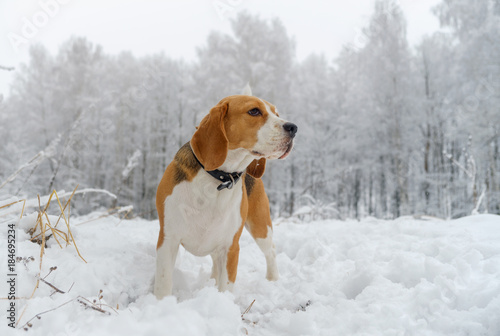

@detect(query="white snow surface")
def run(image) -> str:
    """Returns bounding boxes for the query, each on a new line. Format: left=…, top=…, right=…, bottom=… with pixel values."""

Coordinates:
left=1, top=214, right=500, bottom=335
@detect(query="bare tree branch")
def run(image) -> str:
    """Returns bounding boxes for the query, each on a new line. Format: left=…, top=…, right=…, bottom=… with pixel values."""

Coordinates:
left=0, top=65, right=15, bottom=71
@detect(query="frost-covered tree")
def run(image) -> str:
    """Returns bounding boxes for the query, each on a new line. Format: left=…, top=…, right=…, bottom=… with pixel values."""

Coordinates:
left=332, top=0, right=415, bottom=218
left=431, top=0, right=500, bottom=216
left=1, top=6, right=498, bottom=219
left=290, top=54, right=337, bottom=215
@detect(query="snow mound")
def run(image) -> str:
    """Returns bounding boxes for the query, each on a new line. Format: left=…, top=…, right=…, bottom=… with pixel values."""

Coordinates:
left=1, top=214, right=499, bottom=335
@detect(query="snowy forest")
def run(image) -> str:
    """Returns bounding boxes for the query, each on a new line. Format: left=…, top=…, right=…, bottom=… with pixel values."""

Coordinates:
left=1, top=0, right=499, bottom=220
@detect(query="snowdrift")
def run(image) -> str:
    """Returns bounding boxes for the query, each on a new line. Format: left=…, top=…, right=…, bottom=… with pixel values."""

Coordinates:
left=1, top=214, right=499, bottom=335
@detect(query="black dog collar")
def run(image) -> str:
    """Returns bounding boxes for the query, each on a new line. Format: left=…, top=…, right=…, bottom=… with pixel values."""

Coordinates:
left=192, top=151, right=243, bottom=191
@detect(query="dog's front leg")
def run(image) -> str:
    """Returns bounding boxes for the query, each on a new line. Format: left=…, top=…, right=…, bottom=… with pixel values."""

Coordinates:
left=211, top=249, right=230, bottom=291
left=210, top=253, right=220, bottom=286
left=211, top=246, right=239, bottom=292
left=154, top=237, right=180, bottom=299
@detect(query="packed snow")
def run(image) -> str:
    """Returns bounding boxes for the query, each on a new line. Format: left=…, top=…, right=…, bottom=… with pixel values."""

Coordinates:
left=1, top=213, right=500, bottom=335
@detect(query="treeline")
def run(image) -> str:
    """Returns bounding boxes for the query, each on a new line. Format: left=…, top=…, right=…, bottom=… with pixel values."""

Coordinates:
left=1, top=0, right=499, bottom=219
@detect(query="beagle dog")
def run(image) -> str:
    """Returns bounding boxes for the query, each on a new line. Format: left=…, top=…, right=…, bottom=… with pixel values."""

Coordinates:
left=154, top=93, right=297, bottom=299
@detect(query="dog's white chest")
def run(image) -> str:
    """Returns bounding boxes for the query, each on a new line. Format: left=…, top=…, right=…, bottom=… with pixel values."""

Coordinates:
left=163, top=170, right=243, bottom=256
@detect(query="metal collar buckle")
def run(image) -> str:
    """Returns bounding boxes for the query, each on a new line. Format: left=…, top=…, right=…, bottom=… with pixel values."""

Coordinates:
left=217, top=174, right=236, bottom=191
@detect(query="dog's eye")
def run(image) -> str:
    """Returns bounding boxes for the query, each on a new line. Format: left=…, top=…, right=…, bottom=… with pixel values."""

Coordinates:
left=248, top=108, right=261, bottom=116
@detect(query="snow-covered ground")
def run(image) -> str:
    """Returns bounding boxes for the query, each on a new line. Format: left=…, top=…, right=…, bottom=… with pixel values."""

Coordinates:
left=1, top=213, right=500, bottom=335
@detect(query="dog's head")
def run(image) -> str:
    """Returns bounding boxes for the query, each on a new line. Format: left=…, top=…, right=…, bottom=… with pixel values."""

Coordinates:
left=190, top=95, right=297, bottom=178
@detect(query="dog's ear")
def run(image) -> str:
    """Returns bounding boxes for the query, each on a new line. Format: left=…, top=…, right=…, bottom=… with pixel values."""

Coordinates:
left=242, top=82, right=252, bottom=96
left=191, top=101, right=228, bottom=171
left=246, top=158, right=266, bottom=178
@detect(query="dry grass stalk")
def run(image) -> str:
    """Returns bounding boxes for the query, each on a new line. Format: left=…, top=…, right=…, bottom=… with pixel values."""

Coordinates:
left=241, top=299, right=257, bottom=326
left=20, top=298, right=76, bottom=331
left=16, top=185, right=87, bottom=327
left=53, top=188, right=86, bottom=262
left=242, top=299, right=256, bottom=317
left=241, top=299, right=257, bottom=335
left=53, top=185, right=78, bottom=228
left=7, top=186, right=122, bottom=329
left=0, top=200, right=17, bottom=209
left=28, top=186, right=86, bottom=262
left=0, top=198, right=27, bottom=218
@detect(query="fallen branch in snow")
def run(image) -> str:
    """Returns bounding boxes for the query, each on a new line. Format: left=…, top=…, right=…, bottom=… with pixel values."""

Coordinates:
left=0, top=65, right=15, bottom=71
left=411, top=214, right=445, bottom=221
left=17, top=187, right=117, bottom=214
left=75, top=205, right=134, bottom=226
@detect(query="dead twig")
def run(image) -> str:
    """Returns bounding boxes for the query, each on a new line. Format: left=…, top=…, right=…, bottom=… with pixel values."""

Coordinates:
left=296, top=300, right=312, bottom=312
left=77, top=296, right=115, bottom=315
left=242, top=299, right=256, bottom=318
left=42, top=266, right=58, bottom=280
left=39, top=278, right=65, bottom=294
left=241, top=299, right=258, bottom=328
left=20, top=298, right=76, bottom=331
left=20, top=289, right=114, bottom=330
left=0, top=65, right=15, bottom=71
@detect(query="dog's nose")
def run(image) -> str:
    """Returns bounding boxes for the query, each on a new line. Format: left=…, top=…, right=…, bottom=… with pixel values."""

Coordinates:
left=283, top=122, right=298, bottom=138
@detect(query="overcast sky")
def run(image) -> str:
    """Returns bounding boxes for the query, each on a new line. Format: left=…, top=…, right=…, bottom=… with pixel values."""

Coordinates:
left=0, top=0, right=442, bottom=97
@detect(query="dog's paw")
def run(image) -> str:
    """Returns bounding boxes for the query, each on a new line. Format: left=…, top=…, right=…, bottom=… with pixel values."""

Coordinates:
left=266, top=268, right=279, bottom=281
